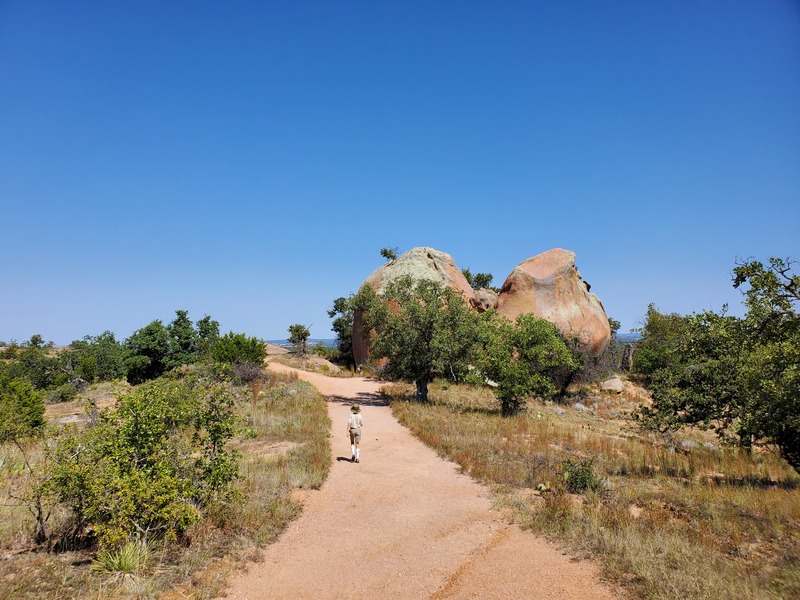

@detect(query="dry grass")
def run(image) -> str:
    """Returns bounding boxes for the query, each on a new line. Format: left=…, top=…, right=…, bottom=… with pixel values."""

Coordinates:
left=386, top=380, right=800, bottom=600
left=0, top=370, right=331, bottom=599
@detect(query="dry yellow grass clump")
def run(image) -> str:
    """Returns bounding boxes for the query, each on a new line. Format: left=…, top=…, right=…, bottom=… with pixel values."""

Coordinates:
left=386, top=380, right=800, bottom=600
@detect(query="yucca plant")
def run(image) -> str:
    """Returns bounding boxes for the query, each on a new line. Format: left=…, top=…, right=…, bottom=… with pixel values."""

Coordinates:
left=91, top=539, right=152, bottom=576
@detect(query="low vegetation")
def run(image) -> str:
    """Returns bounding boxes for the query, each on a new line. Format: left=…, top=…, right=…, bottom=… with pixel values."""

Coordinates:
left=0, top=312, right=331, bottom=599
left=385, top=380, right=800, bottom=600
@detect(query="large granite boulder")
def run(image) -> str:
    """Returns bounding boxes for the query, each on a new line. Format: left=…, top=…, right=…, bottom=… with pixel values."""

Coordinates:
left=495, top=248, right=611, bottom=355
left=353, top=247, right=473, bottom=365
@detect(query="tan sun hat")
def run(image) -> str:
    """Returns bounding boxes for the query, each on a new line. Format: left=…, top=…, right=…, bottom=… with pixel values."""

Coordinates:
left=351, top=404, right=361, bottom=413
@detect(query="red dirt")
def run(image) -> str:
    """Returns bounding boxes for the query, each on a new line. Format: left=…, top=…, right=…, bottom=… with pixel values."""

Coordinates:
left=222, top=363, right=620, bottom=599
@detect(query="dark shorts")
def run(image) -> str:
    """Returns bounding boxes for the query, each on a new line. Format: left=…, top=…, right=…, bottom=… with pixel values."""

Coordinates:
left=349, top=427, right=362, bottom=443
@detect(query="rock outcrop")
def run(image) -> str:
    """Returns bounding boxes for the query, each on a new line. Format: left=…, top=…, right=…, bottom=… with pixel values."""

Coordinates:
left=495, top=248, right=611, bottom=355
left=352, top=246, right=612, bottom=364
left=469, top=288, right=499, bottom=313
left=353, top=247, right=473, bottom=364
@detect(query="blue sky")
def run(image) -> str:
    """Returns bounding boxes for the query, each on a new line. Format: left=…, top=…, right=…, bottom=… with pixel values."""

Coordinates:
left=1, top=1, right=798, bottom=344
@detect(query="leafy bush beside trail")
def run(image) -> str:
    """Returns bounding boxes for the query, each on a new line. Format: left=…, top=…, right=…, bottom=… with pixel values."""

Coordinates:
left=0, top=367, right=331, bottom=599
left=48, top=374, right=238, bottom=549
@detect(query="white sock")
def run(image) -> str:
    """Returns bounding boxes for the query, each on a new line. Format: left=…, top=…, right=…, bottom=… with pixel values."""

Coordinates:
left=351, top=445, right=355, bottom=456
left=356, top=448, right=360, bottom=459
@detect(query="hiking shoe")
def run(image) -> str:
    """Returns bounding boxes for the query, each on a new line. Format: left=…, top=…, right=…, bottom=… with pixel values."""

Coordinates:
left=355, top=458, right=360, bottom=463
left=351, top=455, right=356, bottom=462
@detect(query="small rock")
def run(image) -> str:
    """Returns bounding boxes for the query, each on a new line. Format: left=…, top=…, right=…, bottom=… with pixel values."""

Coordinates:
left=601, top=377, right=624, bottom=393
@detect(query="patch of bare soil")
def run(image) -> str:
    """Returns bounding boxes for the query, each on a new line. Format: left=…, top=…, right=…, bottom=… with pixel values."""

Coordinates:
left=265, top=343, right=289, bottom=356
left=268, top=352, right=347, bottom=376
left=221, top=363, right=620, bottom=599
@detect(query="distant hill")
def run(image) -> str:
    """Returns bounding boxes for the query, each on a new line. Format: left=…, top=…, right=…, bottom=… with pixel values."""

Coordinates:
left=615, top=333, right=642, bottom=343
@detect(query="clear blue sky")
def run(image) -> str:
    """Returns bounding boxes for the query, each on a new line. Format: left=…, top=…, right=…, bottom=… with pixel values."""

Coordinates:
left=2, top=1, right=798, bottom=344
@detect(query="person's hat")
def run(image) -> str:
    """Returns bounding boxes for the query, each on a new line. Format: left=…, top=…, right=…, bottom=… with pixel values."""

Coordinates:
left=351, top=404, right=360, bottom=413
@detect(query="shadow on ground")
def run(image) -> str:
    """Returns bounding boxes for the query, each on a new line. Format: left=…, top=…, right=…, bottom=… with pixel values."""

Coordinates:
left=327, top=388, right=388, bottom=408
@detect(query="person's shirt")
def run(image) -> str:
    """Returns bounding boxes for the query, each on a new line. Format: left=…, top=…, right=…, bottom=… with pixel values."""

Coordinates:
left=348, top=413, right=363, bottom=429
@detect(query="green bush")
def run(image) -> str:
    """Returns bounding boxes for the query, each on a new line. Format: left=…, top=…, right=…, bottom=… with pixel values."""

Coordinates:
left=124, top=320, right=171, bottom=384
left=211, top=332, right=266, bottom=367
left=47, top=383, right=78, bottom=403
left=48, top=375, right=239, bottom=547
left=312, top=343, right=337, bottom=360
left=562, top=457, right=605, bottom=494
left=0, top=375, right=45, bottom=441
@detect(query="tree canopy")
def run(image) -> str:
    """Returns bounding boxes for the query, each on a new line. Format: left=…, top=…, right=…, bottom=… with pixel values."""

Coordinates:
left=479, top=313, right=577, bottom=416
left=288, top=324, right=311, bottom=356
left=363, top=276, right=483, bottom=402
left=635, top=257, right=800, bottom=472
left=461, top=268, right=499, bottom=292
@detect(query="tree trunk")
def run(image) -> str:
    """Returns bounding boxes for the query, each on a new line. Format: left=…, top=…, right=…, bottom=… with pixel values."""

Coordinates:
left=415, top=379, right=429, bottom=402
left=621, top=344, right=634, bottom=371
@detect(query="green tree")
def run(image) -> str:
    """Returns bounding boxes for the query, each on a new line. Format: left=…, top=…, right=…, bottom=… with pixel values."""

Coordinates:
left=380, top=247, right=399, bottom=262
left=479, top=313, right=577, bottom=416
left=328, top=295, right=356, bottom=366
left=27, top=334, right=46, bottom=349
left=12, top=344, right=59, bottom=390
left=0, top=372, right=45, bottom=442
left=461, top=268, right=498, bottom=291
left=196, top=314, right=220, bottom=355
left=632, top=304, right=691, bottom=382
left=167, top=309, right=200, bottom=368
left=211, top=331, right=266, bottom=367
left=608, top=317, right=621, bottom=337
left=288, top=324, right=311, bottom=356
left=364, top=277, right=483, bottom=402
left=637, top=257, right=800, bottom=472
left=124, top=320, right=171, bottom=384
left=67, top=331, right=128, bottom=383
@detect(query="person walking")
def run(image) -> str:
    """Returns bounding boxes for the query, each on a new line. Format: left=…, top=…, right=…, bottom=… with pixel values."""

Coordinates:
left=347, top=404, right=363, bottom=463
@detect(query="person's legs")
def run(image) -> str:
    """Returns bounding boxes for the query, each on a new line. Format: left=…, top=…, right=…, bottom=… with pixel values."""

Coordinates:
left=354, top=430, right=361, bottom=462
left=350, top=431, right=356, bottom=461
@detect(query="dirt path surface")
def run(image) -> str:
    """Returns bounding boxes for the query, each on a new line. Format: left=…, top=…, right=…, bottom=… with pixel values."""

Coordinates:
left=222, top=364, right=619, bottom=600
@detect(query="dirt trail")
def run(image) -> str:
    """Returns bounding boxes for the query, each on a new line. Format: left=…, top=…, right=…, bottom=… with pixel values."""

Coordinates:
left=222, top=364, right=619, bottom=599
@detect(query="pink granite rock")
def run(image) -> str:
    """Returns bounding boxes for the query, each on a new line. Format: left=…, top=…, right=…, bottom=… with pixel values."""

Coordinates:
left=495, top=248, right=611, bottom=355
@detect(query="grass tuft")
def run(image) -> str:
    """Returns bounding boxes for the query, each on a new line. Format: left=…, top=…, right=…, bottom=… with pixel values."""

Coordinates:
left=91, top=539, right=152, bottom=576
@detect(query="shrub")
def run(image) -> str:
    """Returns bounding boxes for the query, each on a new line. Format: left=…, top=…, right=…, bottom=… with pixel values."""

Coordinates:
left=48, top=375, right=239, bottom=547
left=562, top=457, right=606, bottom=494
left=124, top=320, right=171, bottom=384
left=479, top=313, right=577, bottom=416
left=0, top=376, right=45, bottom=442
left=211, top=332, right=266, bottom=367
left=69, top=331, right=127, bottom=382
left=47, top=383, right=78, bottom=404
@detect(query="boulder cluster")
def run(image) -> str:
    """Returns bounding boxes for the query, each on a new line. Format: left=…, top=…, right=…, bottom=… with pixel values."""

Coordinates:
left=353, top=247, right=611, bottom=364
